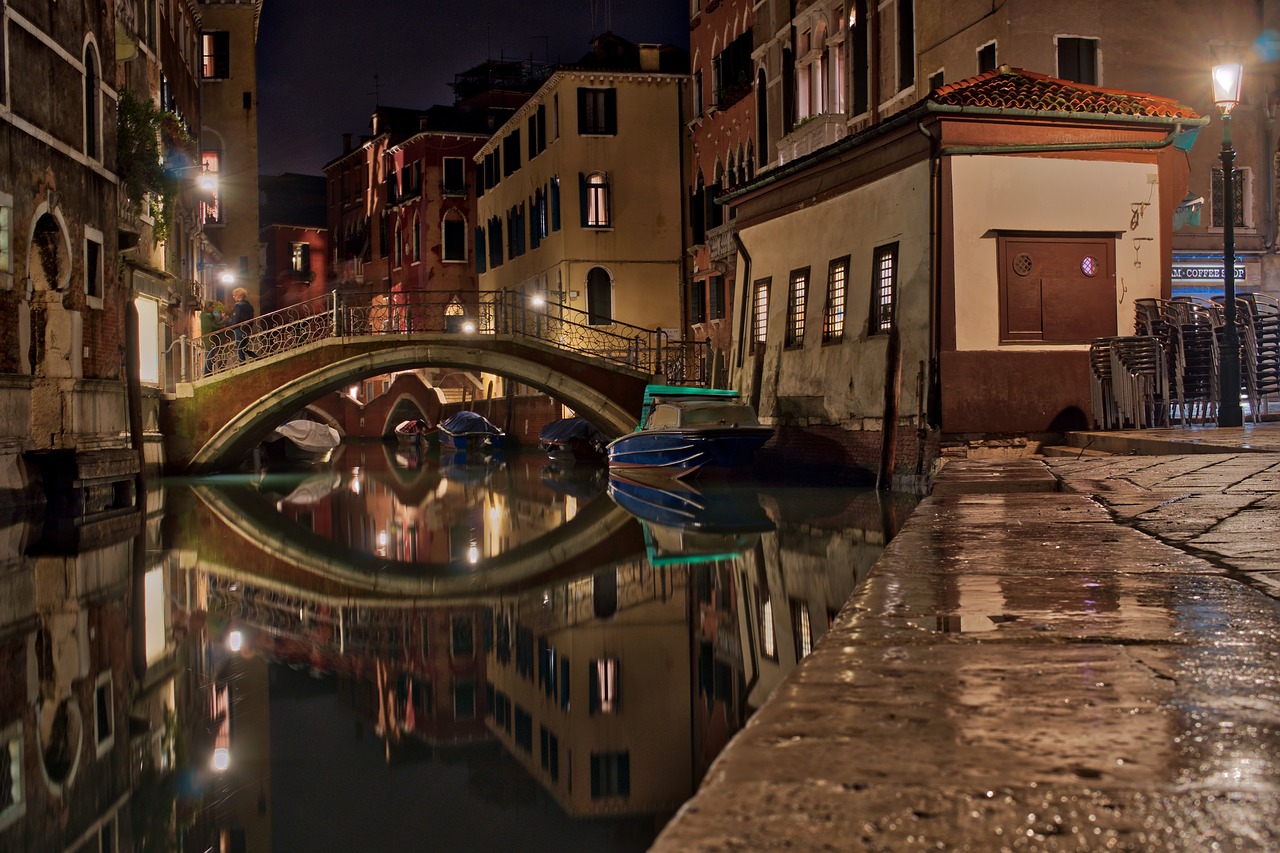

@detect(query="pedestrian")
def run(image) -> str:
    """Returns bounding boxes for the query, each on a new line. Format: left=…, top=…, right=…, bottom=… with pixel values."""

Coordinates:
left=199, top=300, right=227, bottom=375
left=228, top=287, right=257, bottom=362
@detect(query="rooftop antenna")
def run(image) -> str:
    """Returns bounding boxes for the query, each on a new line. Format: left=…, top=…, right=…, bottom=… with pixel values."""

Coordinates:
left=368, top=73, right=383, bottom=107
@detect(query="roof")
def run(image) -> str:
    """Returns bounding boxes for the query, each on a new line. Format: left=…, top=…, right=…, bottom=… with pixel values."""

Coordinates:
left=933, top=65, right=1201, bottom=120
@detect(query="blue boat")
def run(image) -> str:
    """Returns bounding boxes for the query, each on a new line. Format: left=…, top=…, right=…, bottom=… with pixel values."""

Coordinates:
left=438, top=411, right=505, bottom=454
left=606, top=385, right=772, bottom=478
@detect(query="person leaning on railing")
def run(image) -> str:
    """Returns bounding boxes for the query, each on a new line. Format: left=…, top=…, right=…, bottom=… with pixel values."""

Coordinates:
left=228, top=287, right=258, bottom=362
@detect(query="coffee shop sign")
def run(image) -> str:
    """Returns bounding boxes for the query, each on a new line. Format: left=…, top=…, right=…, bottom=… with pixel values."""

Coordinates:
left=1172, top=264, right=1247, bottom=281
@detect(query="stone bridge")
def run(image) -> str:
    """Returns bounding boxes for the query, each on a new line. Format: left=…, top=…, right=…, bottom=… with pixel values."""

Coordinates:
left=162, top=289, right=712, bottom=472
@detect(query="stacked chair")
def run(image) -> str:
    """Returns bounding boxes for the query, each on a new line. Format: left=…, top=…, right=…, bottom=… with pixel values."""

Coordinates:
left=1091, top=294, right=1280, bottom=429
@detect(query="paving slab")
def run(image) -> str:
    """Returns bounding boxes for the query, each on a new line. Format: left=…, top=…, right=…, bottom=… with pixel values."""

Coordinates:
left=651, top=456, right=1280, bottom=853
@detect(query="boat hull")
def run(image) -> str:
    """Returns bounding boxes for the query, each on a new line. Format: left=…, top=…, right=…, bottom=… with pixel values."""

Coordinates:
left=439, top=431, right=505, bottom=453
left=606, top=426, right=772, bottom=477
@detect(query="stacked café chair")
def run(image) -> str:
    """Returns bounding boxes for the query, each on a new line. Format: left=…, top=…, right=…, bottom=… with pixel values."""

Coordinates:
left=1248, top=293, right=1280, bottom=416
left=1211, top=295, right=1257, bottom=420
left=1163, top=299, right=1220, bottom=424
left=1089, top=337, right=1120, bottom=429
left=1109, top=335, right=1169, bottom=428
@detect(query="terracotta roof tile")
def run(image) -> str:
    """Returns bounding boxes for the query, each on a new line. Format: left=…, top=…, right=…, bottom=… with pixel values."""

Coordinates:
left=932, top=66, right=1201, bottom=120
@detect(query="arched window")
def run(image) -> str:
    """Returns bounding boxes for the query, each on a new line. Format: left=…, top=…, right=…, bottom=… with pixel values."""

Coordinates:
left=443, top=211, right=466, bottom=262
left=84, top=44, right=99, bottom=159
left=412, top=214, right=421, bottom=261
left=586, top=266, right=612, bottom=326
left=580, top=171, right=611, bottom=228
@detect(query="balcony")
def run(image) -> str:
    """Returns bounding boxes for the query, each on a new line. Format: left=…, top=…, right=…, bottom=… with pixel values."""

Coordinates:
left=707, top=221, right=736, bottom=264
left=777, top=113, right=847, bottom=164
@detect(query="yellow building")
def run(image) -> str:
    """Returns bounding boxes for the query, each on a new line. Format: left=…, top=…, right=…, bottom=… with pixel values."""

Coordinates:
left=196, top=0, right=262, bottom=307
left=476, top=35, right=689, bottom=336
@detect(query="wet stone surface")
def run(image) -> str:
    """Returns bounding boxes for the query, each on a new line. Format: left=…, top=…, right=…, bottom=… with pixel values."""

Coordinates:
left=651, top=459, right=1280, bottom=852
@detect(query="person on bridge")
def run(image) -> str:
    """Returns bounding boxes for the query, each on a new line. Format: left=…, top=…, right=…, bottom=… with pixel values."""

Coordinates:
left=199, top=300, right=228, bottom=375
left=228, top=287, right=257, bottom=362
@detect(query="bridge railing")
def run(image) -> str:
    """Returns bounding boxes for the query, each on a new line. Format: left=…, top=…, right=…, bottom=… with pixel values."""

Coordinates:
left=182, top=289, right=710, bottom=385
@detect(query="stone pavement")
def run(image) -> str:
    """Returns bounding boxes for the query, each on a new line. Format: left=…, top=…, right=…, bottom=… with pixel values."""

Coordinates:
left=650, top=428, right=1280, bottom=852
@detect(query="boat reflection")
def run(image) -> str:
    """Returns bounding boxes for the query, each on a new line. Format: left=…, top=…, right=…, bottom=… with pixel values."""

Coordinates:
left=0, top=459, right=915, bottom=852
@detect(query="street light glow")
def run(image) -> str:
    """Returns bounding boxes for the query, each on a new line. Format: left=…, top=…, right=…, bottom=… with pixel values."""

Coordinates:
left=1212, top=63, right=1244, bottom=113
left=228, top=630, right=243, bottom=652
left=212, top=747, right=231, bottom=772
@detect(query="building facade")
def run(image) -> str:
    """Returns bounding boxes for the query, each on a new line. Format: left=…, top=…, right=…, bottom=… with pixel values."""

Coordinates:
left=196, top=0, right=262, bottom=309
left=475, top=35, right=690, bottom=337
left=688, top=0, right=756, bottom=384
left=259, top=172, right=328, bottom=312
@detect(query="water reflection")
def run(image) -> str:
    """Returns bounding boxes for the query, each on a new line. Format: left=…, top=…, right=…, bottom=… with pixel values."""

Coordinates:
left=0, top=449, right=915, bottom=852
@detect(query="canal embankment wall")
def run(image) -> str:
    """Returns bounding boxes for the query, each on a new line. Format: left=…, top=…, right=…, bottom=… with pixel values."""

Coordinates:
left=650, top=451, right=1280, bottom=851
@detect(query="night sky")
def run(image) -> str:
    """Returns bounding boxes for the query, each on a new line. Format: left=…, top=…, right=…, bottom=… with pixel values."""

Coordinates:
left=256, top=0, right=690, bottom=177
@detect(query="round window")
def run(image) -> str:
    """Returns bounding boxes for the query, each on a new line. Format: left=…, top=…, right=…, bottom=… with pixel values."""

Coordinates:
left=1081, top=256, right=1099, bottom=277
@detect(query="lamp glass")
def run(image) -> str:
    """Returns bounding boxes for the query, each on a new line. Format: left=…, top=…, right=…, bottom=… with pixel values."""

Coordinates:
left=1212, top=63, right=1243, bottom=111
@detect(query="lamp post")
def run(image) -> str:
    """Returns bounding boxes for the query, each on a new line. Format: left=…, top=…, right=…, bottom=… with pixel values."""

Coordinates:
left=1213, top=62, right=1245, bottom=427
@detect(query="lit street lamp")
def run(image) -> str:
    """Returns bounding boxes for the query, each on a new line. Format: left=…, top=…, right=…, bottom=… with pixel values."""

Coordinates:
left=1213, top=61, right=1244, bottom=427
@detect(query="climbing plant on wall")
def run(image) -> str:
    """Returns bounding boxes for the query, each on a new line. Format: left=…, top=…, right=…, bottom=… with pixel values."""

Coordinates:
left=116, top=89, right=195, bottom=243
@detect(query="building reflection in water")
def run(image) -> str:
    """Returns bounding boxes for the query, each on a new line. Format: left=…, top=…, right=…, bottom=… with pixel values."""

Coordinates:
left=0, top=444, right=915, bottom=851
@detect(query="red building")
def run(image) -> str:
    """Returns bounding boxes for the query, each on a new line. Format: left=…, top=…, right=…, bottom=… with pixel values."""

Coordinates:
left=688, top=0, right=757, bottom=384
left=259, top=173, right=329, bottom=313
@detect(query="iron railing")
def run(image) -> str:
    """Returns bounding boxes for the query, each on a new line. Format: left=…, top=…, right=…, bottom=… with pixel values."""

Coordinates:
left=183, top=289, right=710, bottom=385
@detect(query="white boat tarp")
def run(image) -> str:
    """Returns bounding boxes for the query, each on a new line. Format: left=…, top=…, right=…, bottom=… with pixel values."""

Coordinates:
left=273, top=420, right=341, bottom=453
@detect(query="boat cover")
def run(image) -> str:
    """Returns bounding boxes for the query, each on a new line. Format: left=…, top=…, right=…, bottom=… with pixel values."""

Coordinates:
left=440, top=411, right=502, bottom=435
left=273, top=420, right=341, bottom=453
left=538, top=416, right=605, bottom=445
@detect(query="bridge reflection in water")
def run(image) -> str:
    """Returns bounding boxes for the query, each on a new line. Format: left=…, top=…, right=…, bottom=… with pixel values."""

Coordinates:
left=0, top=444, right=916, bottom=852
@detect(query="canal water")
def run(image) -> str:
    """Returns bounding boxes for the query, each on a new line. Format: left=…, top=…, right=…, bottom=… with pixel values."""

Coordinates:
left=7, top=442, right=917, bottom=853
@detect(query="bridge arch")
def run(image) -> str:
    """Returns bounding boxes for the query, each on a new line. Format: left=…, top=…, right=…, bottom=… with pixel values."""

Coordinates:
left=184, top=337, right=646, bottom=471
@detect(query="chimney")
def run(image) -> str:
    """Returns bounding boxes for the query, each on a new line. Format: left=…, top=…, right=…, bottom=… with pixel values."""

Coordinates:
left=342, top=133, right=352, bottom=154
left=639, top=43, right=661, bottom=72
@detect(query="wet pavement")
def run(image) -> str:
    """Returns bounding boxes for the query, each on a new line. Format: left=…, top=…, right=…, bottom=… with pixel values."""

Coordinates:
left=650, top=426, right=1280, bottom=852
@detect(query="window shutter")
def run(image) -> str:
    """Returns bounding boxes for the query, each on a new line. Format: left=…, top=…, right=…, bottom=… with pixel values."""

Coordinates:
left=299, top=243, right=311, bottom=274
left=214, top=32, right=230, bottom=79
left=588, top=662, right=600, bottom=715
left=550, top=179, right=561, bottom=231
left=604, top=88, right=618, bottom=134
left=577, top=88, right=589, bottom=135
left=578, top=173, right=589, bottom=228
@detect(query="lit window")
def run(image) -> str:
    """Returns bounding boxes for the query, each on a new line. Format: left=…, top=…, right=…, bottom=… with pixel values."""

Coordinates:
left=200, top=31, right=229, bottom=79
left=290, top=242, right=310, bottom=276
left=760, top=594, right=776, bottom=659
left=582, top=172, right=610, bottom=228
left=201, top=150, right=221, bottom=224
left=823, top=256, right=848, bottom=342
left=0, top=723, right=24, bottom=830
left=870, top=243, right=898, bottom=334
left=791, top=599, right=812, bottom=659
left=786, top=267, right=808, bottom=347
left=589, top=657, right=618, bottom=714
left=751, top=278, right=770, bottom=350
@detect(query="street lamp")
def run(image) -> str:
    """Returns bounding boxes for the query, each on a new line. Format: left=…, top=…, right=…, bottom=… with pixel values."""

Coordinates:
left=1212, top=61, right=1244, bottom=427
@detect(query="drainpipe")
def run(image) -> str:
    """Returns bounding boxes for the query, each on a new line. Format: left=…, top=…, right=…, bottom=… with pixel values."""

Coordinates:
left=731, top=232, right=752, bottom=396
left=916, top=118, right=942, bottom=465
left=125, top=299, right=146, bottom=494
left=677, top=76, right=690, bottom=342
left=1265, top=100, right=1276, bottom=253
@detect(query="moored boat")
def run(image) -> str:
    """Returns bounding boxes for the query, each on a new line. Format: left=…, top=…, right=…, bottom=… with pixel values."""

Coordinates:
left=606, top=385, right=772, bottom=478
left=538, top=416, right=607, bottom=462
left=261, top=419, right=342, bottom=466
left=393, top=418, right=433, bottom=445
left=438, top=411, right=505, bottom=454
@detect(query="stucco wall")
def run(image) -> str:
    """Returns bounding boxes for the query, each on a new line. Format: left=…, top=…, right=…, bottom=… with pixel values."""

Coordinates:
left=737, top=159, right=932, bottom=426
left=949, top=155, right=1162, bottom=351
